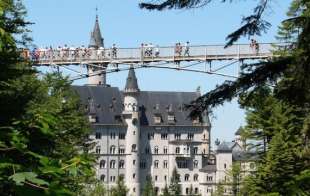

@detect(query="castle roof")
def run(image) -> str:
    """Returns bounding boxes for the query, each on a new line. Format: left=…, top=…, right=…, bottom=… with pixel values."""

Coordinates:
left=124, top=67, right=139, bottom=92
left=89, top=15, right=104, bottom=48
left=72, top=85, right=211, bottom=126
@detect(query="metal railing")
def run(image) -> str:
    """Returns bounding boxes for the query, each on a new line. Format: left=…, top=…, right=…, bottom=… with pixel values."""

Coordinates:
left=24, top=43, right=289, bottom=65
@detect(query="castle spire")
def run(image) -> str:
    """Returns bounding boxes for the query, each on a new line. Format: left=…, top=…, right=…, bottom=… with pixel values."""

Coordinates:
left=124, top=66, right=139, bottom=93
left=89, top=11, right=104, bottom=48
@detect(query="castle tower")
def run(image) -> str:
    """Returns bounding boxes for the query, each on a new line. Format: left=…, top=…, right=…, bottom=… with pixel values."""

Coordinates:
left=123, top=67, right=141, bottom=195
left=88, top=15, right=107, bottom=86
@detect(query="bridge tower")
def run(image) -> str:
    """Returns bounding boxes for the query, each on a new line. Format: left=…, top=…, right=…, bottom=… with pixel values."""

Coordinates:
left=123, top=67, right=141, bottom=195
left=88, top=15, right=107, bottom=86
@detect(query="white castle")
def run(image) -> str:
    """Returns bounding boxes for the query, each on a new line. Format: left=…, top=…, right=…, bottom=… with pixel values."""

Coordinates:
left=73, top=16, right=256, bottom=196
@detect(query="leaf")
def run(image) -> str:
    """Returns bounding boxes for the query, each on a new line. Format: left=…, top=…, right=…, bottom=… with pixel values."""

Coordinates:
left=9, top=172, right=49, bottom=186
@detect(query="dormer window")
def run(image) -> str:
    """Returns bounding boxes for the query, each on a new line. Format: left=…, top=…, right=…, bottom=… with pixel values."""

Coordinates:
left=153, top=115, right=162, bottom=124
left=192, top=117, right=200, bottom=124
left=167, top=114, right=176, bottom=124
left=114, top=115, right=122, bottom=123
left=89, top=114, right=97, bottom=123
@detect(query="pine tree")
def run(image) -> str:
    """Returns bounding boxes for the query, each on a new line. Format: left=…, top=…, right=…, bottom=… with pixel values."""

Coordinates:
left=110, top=176, right=128, bottom=196
left=142, top=175, right=156, bottom=196
left=168, top=167, right=182, bottom=196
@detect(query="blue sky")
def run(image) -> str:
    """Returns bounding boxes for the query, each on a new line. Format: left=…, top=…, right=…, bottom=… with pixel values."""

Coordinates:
left=23, top=0, right=291, bottom=149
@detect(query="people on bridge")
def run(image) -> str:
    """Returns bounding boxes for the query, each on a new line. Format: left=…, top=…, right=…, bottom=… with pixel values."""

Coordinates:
left=184, top=41, right=190, bottom=56
left=175, top=43, right=182, bottom=56
left=112, top=44, right=117, bottom=58
left=250, top=39, right=259, bottom=54
left=154, top=45, right=160, bottom=57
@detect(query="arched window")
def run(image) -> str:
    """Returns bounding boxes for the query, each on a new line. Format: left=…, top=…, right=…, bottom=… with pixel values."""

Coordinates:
left=184, top=174, right=190, bottom=181
left=154, top=160, right=159, bottom=168
left=194, top=174, right=199, bottom=181
left=110, top=145, right=116, bottom=154
left=195, top=187, right=199, bottom=194
left=96, top=146, right=101, bottom=154
left=99, top=160, right=106, bottom=169
left=163, top=160, right=168, bottom=168
left=175, top=147, right=180, bottom=154
left=193, top=160, right=199, bottom=168
left=132, top=144, right=137, bottom=152
left=100, top=174, right=105, bottom=182
left=119, top=160, right=125, bottom=169
left=119, top=146, right=125, bottom=154
left=163, top=146, right=168, bottom=154
left=154, top=146, right=159, bottom=154
left=110, top=160, right=116, bottom=169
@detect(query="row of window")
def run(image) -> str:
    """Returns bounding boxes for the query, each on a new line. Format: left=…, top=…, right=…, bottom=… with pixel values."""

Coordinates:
left=99, top=159, right=200, bottom=169
left=96, top=132, right=208, bottom=141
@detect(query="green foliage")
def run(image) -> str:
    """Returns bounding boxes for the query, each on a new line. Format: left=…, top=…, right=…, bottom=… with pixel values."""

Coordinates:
left=142, top=175, right=156, bottom=196
left=161, top=184, right=170, bottom=196
left=80, top=182, right=107, bottom=196
left=110, top=176, right=128, bottom=196
left=168, top=167, right=182, bottom=196
left=0, top=0, right=96, bottom=195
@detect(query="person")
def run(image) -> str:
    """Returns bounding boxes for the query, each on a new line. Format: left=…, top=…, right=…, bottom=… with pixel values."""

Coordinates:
left=140, top=43, right=145, bottom=59
left=184, top=41, right=190, bottom=56
left=148, top=43, right=154, bottom=57
left=112, top=44, right=117, bottom=58
left=154, top=45, right=160, bottom=57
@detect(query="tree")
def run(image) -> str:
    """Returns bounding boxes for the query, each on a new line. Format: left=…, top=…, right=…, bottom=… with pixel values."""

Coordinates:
left=142, top=175, right=156, bottom=196
left=110, top=176, right=128, bottom=196
left=0, top=0, right=96, bottom=195
left=168, top=167, right=182, bottom=196
left=161, top=184, right=170, bottom=196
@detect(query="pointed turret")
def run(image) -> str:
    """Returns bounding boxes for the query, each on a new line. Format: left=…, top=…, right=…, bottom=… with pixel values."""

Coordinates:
left=89, top=15, right=104, bottom=48
left=124, top=67, right=139, bottom=93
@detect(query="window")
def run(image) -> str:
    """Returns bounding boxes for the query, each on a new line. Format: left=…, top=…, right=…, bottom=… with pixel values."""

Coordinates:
left=174, top=133, right=181, bottom=140
left=194, top=174, right=198, bottom=181
left=177, top=160, right=188, bottom=168
left=88, top=115, right=97, bottom=123
left=110, top=160, right=116, bottom=169
left=133, top=173, right=136, bottom=179
left=148, top=132, right=154, bottom=140
left=155, top=175, right=158, bottom=181
left=193, top=147, right=198, bottom=154
left=224, top=163, right=227, bottom=169
left=187, top=133, right=194, bottom=140
left=161, top=133, right=168, bottom=139
left=110, top=145, right=116, bottom=154
left=119, top=146, right=125, bottom=154
left=154, top=160, right=159, bottom=168
left=154, top=146, right=159, bottom=154
left=119, top=133, right=125, bottom=140
left=203, top=134, right=206, bottom=140
left=140, top=161, right=146, bottom=169
left=132, top=144, right=137, bottom=152
left=119, top=160, right=125, bottom=169
left=95, top=132, right=101, bottom=139
left=100, top=160, right=106, bottom=169
left=195, top=188, right=199, bottom=194
left=186, top=188, right=189, bottom=194
left=163, top=160, right=168, bottom=168
left=163, top=146, right=168, bottom=154
left=154, top=116, right=162, bottom=124
left=184, top=174, right=190, bottom=181
left=164, top=175, right=167, bottom=181
left=167, top=115, right=175, bottom=123
left=193, top=160, right=198, bottom=168
left=110, top=176, right=116, bottom=182
left=133, top=160, right=136, bottom=165
left=96, top=146, right=101, bottom=154
left=175, top=147, right=180, bottom=154
left=110, top=132, right=116, bottom=139
left=155, top=187, right=159, bottom=195
left=100, top=174, right=105, bottom=182
left=207, top=176, right=213, bottom=181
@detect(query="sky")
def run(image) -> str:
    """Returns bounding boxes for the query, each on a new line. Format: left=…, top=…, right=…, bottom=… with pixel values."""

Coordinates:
left=23, top=0, right=291, bottom=149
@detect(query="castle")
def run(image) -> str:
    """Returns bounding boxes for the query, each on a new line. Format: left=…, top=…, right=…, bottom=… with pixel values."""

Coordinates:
left=73, top=16, right=256, bottom=196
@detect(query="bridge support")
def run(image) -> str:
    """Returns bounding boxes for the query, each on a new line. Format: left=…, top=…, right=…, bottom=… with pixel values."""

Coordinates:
left=87, top=64, right=108, bottom=86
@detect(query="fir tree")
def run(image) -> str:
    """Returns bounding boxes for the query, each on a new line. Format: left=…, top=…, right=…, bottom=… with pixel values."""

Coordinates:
left=110, top=176, right=128, bottom=196
left=142, top=175, right=156, bottom=196
left=168, top=167, right=182, bottom=196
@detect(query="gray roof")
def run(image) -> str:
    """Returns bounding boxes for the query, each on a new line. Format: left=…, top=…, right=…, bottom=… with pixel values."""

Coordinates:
left=200, top=165, right=216, bottom=172
left=216, top=141, right=234, bottom=153
left=72, top=85, right=210, bottom=126
left=124, top=67, right=139, bottom=92
left=89, top=15, right=104, bottom=48
left=232, top=151, right=258, bottom=161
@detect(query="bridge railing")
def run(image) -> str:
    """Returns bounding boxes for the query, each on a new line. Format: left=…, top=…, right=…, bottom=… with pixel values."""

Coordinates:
left=26, top=43, right=288, bottom=64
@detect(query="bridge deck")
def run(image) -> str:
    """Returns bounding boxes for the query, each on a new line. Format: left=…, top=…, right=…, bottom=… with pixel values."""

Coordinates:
left=32, top=43, right=286, bottom=66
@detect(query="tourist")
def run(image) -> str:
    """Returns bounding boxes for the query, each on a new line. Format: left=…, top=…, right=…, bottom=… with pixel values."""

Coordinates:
left=112, top=44, right=117, bottom=58
left=184, top=41, right=190, bottom=56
